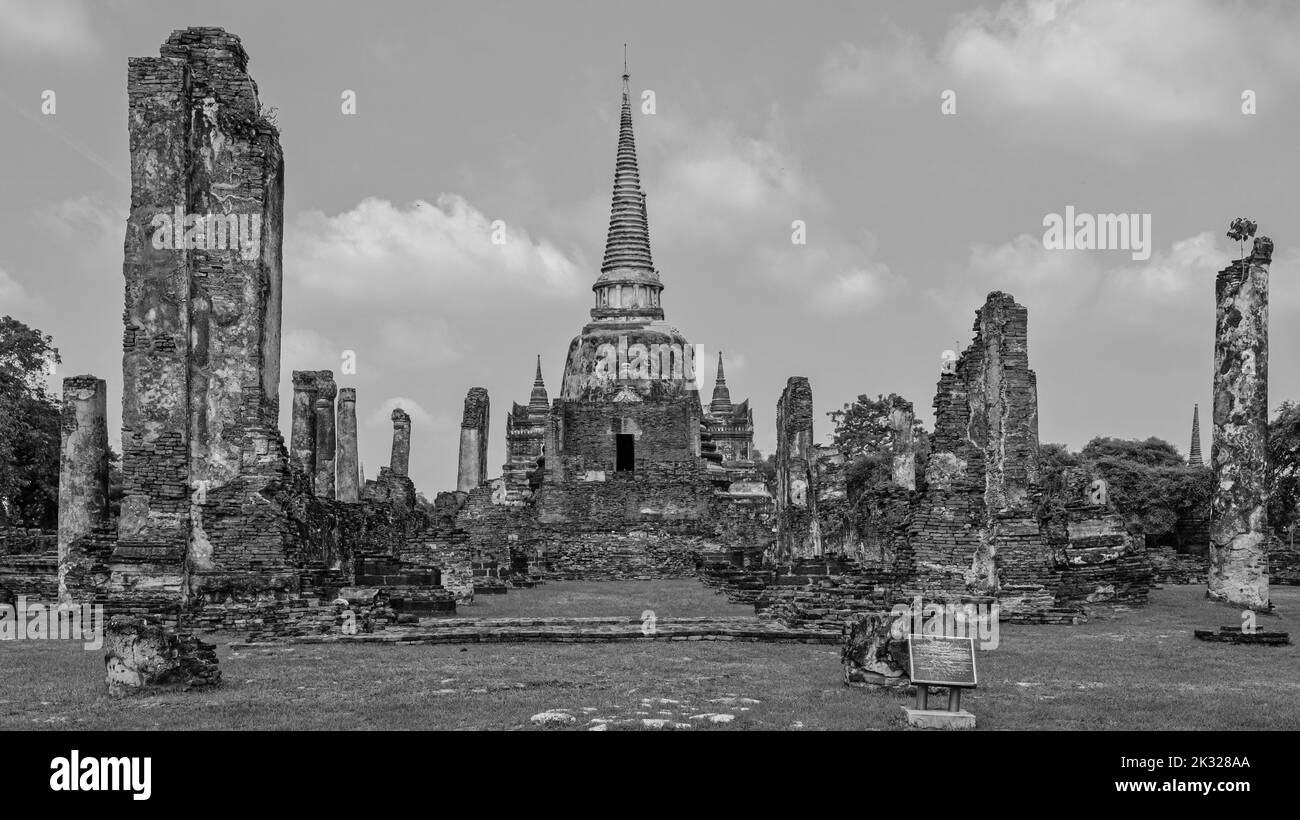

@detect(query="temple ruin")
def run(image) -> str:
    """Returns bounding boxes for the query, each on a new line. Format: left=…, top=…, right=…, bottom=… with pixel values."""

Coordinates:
left=3, top=27, right=1290, bottom=661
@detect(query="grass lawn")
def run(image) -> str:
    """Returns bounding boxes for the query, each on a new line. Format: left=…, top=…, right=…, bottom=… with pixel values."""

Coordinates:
left=0, top=583, right=1296, bottom=730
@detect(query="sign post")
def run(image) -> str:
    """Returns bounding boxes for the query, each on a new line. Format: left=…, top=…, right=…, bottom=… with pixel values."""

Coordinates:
left=903, top=634, right=977, bottom=729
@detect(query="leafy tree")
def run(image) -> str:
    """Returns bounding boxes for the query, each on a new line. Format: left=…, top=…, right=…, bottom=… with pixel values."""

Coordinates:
left=827, top=393, right=925, bottom=459
left=0, top=315, right=62, bottom=528
left=750, top=450, right=777, bottom=489
left=1268, top=401, right=1300, bottom=545
left=1078, top=436, right=1211, bottom=548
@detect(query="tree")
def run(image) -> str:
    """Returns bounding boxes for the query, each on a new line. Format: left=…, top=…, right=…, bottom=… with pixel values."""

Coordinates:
left=750, top=449, right=777, bottom=489
left=827, top=393, right=924, bottom=459
left=1268, top=401, right=1300, bottom=545
left=0, top=316, right=62, bottom=528
left=1078, top=436, right=1211, bottom=548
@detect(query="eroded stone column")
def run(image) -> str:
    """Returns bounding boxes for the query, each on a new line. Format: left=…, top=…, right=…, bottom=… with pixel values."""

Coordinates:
left=1208, top=235, right=1272, bottom=611
left=336, top=387, right=359, bottom=502
left=457, top=387, right=490, bottom=492
left=290, top=371, right=319, bottom=484
left=390, top=408, right=411, bottom=477
left=58, top=375, right=109, bottom=601
left=313, top=375, right=337, bottom=499
left=888, top=398, right=916, bottom=491
left=775, top=376, right=820, bottom=562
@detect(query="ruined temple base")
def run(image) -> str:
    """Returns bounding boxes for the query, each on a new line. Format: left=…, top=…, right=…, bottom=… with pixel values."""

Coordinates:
left=1193, top=627, right=1290, bottom=646
left=229, top=615, right=839, bottom=647
left=902, top=707, right=975, bottom=730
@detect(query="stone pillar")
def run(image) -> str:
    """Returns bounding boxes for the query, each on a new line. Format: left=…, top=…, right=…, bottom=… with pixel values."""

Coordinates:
left=313, top=375, right=337, bottom=499
left=58, top=376, right=109, bottom=601
left=457, top=387, right=490, bottom=492
left=336, top=387, right=359, bottom=502
left=888, top=398, right=916, bottom=491
left=290, top=371, right=319, bottom=484
left=390, top=408, right=411, bottom=477
left=775, top=376, right=820, bottom=562
left=117, top=28, right=288, bottom=595
left=1208, top=235, right=1272, bottom=611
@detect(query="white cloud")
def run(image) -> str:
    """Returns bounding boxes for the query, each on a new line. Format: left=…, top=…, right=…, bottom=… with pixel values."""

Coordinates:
left=281, top=328, right=339, bottom=371
left=0, top=266, right=40, bottom=314
left=0, top=0, right=100, bottom=59
left=820, top=0, right=1300, bottom=134
left=365, top=396, right=442, bottom=431
left=587, top=109, right=894, bottom=316
left=285, top=194, right=583, bottom=308
left=931, top=229, right=1293, bottom=327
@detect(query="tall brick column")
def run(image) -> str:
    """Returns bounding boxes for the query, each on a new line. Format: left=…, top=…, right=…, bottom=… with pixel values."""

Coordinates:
left=116, top=28, right=288, bottom=603
left=58, top=376, right=109, bottom=601
left=313, top=375, right=337, bottom=499
left=775, top=376, right=820, bottom=562
left=336, top=387, right=359, bottom=502
left=457, top=387, right=490, bottom=492
left=888, top=398, right=916, bottom=491
left=290, top=371, right=319, bottom=485
left=390, top=408, right=411, bottom=477
left=1208, top=235, right=1272, bottom=611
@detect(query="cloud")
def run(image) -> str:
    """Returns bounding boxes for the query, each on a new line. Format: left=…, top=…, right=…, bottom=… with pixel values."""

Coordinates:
left=285, top=194, right=583, bottom=308
left=576, top=109, right=894, bottom=316
left=281, top=328, right=339, bottom=370
left=364, top=396, right=442, bottom=431
left=0, top=266, right=40, bottom=314
left=0, top=0, right=100, bottom=59
left=820, top=0, right=1300, bottom=135
left=930, top=228, right=1292, bottom=328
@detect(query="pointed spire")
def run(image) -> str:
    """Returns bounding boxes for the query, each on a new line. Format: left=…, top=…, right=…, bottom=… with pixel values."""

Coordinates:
left=1189, top=403, right=1203, bottom=466
left=528, top=354, right=549, bottom=415
left=709, top=351, right=733, bottom=416
left=597, top=50, right=657, bottom=284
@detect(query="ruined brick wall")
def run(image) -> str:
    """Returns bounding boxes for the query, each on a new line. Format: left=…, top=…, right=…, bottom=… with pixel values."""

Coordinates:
left=457, top=388, right=490, bottom=492
left=774, top=377, right=819, bottom=563
left=907, top=292, right=1050, bottom=607
left=1208, top=236, right=1272, bottom=610
left=549, top=396, right=701, bottom=480
left=116, top=28, right=289, bottom=603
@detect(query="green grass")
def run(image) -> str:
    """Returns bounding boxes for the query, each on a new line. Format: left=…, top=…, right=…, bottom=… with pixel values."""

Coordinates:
left=1, top=584, right=1296, bottom=730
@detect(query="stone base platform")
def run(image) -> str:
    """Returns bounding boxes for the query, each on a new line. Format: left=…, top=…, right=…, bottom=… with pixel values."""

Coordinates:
left=902, top=707, right=975, bottom=730
left=1194, top=627, right=1290, bottom=645
left=230, top=616, right=838, bottom=648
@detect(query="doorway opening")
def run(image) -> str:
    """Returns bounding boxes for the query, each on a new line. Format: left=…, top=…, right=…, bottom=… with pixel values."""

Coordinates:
left=615, top=433, right=635, bottom=472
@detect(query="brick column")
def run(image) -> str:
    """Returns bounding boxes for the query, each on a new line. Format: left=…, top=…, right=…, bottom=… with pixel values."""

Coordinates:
left=457, top=387, right=490, bottom=492
left=336, top=387, right=359, bottom=502
left=290, top=371, right=319, bottom=485
left=58, top=375, right=109, bottom=601
left=1208, top=235, right=1272, bottom=611
left=390, top=408, right=411, bottom=477
left=313, top=376, right=337, bottom=499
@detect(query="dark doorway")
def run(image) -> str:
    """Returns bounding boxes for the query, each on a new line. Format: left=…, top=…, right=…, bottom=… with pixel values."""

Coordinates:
left=615, top=433, right=635, bottom=472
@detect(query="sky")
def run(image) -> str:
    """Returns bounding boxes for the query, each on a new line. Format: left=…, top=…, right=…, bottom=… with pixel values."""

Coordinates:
left=1, top=0, right=1298, bottom=494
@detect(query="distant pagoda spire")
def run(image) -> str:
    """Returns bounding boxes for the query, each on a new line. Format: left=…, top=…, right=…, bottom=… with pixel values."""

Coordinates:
left=593, top=47, right=661, bottom=314
left=709, top=351, right=733, bottom=416
left=1189, top=403, right=1203, bottom=466
left=528, top=355, right=549, bottom=415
